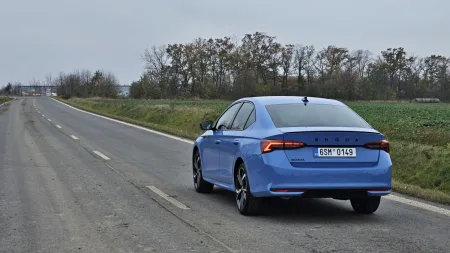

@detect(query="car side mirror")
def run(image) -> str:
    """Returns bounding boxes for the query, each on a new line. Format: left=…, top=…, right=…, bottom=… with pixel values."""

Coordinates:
left=200, top=120, right=214, bottom=130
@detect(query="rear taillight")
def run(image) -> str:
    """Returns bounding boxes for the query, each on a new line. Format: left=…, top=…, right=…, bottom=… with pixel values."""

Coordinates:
left=364, top=140, right=390, bottom=153
left=261, top=139, right=305, bottom=153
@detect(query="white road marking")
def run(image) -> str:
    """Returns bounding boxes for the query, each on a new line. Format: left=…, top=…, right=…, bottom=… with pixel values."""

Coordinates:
left=70, top=135, right=79, bottom=140
left=385, top=194, right=450, bottom=217
left=55, top=125, right=62, bottom=129
left=42, top=114, right=45, bottom=117
left=51, top=98, right=450, bottom=217
left=146, top=185, right=190, bottom=210
left=93, top=151, right=110, bottom=160
left=47, top=119, right=51, bottom=122
left=51, top=98, right=194, bottom=144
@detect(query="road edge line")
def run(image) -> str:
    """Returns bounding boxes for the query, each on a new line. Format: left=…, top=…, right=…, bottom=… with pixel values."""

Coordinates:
left=385, top=194, right=450, bottom=217
left=50, top=98, right=194, bottom=145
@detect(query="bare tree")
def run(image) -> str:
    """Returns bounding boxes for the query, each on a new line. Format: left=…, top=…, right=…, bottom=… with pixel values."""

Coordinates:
left=280, top=44, right=294, bottom=94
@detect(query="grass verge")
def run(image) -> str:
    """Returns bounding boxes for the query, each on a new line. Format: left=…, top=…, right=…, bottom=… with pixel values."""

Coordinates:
left=0, top=97, right=13, bottom=105
left=55, top=97, right=450, bottom=205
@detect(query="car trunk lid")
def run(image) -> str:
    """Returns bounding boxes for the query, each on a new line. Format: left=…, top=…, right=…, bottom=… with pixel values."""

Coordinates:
left=278, top=127, right=384, bottom=168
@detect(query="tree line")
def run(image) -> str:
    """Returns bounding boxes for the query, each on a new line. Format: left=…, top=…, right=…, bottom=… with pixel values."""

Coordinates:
left=2, top=70, right=120, bottom=98
left=131, top=31, right=450, bottom=101
left=3, top=31, right=449, bottom=101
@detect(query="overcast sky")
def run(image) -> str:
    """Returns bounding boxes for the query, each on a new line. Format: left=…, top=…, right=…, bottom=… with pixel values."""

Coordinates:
left=0, top=0, right=449, bottom=87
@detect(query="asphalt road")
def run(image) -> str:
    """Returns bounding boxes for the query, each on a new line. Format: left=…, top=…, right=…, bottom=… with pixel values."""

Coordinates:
left=1, top=97, right=449, bottom=253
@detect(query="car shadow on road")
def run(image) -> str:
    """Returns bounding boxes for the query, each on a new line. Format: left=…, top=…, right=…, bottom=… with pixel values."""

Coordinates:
left=208, top=187, right=384, bottom=223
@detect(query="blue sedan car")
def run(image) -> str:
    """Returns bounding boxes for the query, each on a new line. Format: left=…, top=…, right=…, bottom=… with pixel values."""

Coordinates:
left=192, top=96, right=392, bottom=215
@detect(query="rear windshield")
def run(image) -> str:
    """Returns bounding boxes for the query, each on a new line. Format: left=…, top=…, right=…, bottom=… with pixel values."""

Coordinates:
left=265, top=103, right=372, bottom=128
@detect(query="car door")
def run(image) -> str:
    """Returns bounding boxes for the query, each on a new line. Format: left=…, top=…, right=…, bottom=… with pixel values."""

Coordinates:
left=202, top=102, right=242, bottom=182
left=218, top=102, right=256, bottom=185
left=200, top=130, right=218, bottom=180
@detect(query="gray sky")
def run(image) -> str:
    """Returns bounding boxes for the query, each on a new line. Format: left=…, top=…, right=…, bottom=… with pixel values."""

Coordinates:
left=1, top=0, right=449, bottom=87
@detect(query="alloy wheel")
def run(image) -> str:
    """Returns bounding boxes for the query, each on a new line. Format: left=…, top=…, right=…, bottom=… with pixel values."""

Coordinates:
left=235, top=166, right=248, bottom=211
left=193, top=152, right=201, bottom=188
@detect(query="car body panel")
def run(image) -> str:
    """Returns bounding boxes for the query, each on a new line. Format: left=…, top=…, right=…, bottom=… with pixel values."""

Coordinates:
left=193, top=96, right=392, bottom=198
left=217, top=129, right=243, bottom=184
left=199, top=130, right=222, bottom=180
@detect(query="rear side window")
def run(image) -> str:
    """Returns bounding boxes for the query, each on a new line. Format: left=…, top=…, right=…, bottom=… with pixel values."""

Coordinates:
left=231, top=102, right=254, bottom=130
left=244, top=109, right=255, bottom=129
left=265, top=103, right=372, bottom=128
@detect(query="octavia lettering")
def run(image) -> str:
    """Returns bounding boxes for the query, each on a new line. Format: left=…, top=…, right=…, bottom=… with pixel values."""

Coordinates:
left=315, top=138, right=359, bottom=142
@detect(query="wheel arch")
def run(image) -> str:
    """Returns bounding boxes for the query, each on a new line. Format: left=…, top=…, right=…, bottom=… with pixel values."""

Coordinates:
left=192, top=145, right=200, bottom=167
left=193, top=145, right=199, bottom=155
left=233, top=156, right=245, bottom=188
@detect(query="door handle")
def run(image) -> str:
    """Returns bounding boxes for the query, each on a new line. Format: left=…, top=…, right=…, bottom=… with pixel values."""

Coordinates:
left=215, top=140, right=221, bottom=144
left=233, top=139, right=240, bottom=145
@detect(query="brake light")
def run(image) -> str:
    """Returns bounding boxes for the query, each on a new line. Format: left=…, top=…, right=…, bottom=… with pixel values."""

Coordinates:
left=261, top=139, right=305, bottom=153
left=364, top=140, right=390, bottom=153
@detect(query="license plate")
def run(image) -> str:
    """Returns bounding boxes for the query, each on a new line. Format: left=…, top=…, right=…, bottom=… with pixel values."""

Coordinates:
left=314, top=147, right=356, bottom=157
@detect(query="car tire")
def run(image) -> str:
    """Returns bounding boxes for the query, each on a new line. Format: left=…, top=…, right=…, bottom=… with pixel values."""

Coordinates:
left=350, top=196, right=381, bottom=214
left=235, top=162, right=262, bottom=216
left=193, top=150, right=214, bottom=193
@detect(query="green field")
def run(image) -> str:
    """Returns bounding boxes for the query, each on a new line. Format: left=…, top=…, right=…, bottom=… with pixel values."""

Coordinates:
left=0, top=97, right=12, bottom=105
left=58, top=97, right=450, bottom=204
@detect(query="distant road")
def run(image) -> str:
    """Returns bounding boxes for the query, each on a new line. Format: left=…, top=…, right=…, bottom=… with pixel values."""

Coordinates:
left=0, top=97, right=449, bottom=253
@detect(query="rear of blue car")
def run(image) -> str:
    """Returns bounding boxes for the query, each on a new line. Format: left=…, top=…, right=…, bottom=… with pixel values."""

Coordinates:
left=246, top=102, right=392, bottom=213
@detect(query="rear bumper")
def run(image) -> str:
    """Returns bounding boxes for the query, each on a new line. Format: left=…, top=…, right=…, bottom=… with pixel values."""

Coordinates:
left=247, top=152, right=392, bottom=198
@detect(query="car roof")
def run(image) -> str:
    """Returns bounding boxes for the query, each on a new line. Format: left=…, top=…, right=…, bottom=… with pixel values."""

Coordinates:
left=237, top=96, right=345, bottom=106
